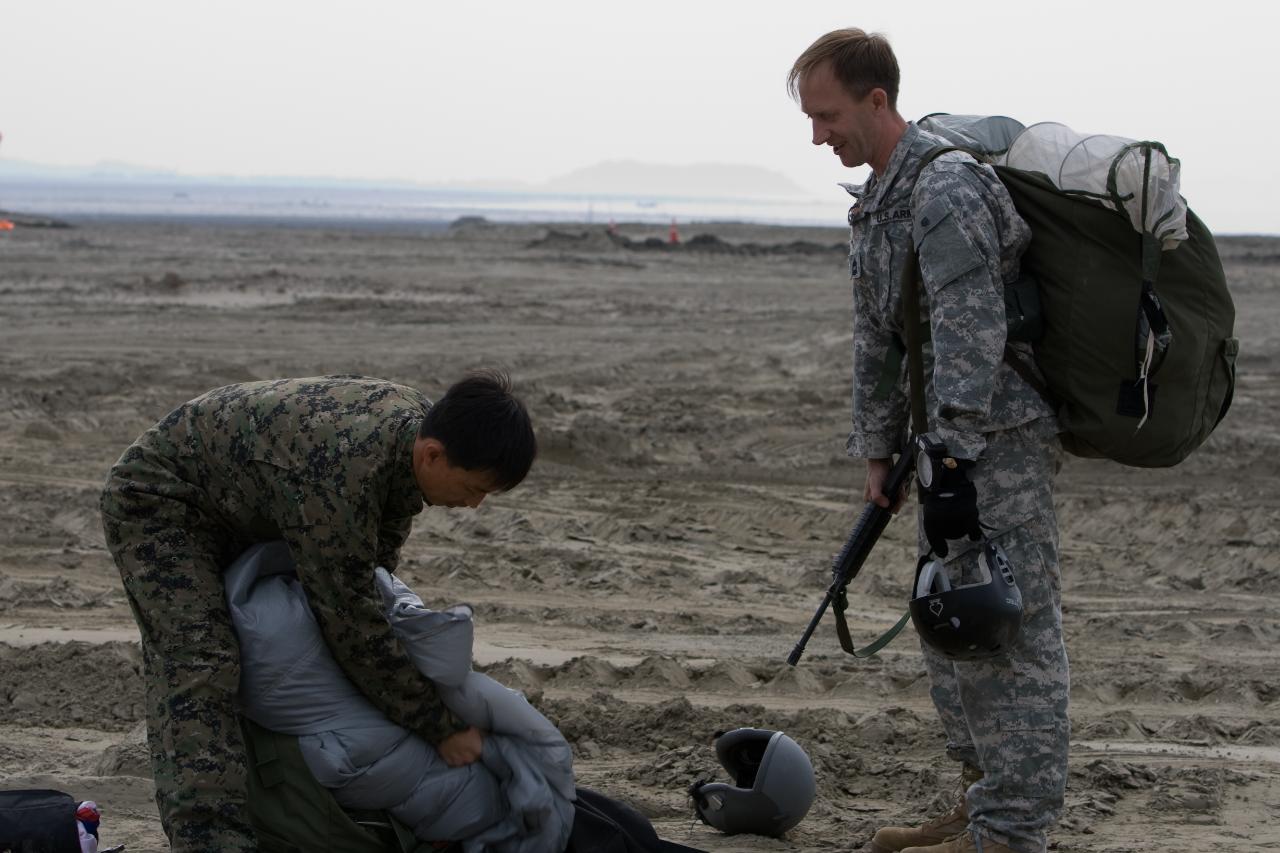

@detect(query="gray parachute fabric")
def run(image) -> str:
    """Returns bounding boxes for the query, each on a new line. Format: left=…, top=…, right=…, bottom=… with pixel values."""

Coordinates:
left=225, top=542, right=575, bottom=853
left=915, top=113, right=1025, bottom=159
left=916, top=114, right=1237, bottom=466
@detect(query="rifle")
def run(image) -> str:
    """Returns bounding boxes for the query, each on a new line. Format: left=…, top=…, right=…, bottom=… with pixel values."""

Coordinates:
left=786, top=447, right=915, bottom=665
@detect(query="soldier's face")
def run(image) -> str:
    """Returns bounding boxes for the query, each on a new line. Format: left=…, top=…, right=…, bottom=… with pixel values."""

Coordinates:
left=413, top=437, right=502, bottom=509
left=798, top=62, right=879, bottom=170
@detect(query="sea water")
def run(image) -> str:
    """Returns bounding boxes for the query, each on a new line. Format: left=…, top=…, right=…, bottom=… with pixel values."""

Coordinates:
left=0, top=180, right=846, bottom=228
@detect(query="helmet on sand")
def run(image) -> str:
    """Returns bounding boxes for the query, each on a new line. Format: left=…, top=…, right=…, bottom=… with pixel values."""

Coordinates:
left=689, top=728, right=816, bottom=837
left=909, top=540, right=1023, bottom=661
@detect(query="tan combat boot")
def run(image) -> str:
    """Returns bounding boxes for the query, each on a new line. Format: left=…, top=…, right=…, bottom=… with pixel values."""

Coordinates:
left=869, top=764, right=983, bottom=853
left=900, top=830, right=1017, bottom=852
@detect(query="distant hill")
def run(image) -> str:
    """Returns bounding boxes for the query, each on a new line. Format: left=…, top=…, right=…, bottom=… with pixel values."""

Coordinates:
left=0, top=159, right=181, bottom=182
left=543, top=160, right=808, bottom=199
left=0, top=159, right=404, bottom=189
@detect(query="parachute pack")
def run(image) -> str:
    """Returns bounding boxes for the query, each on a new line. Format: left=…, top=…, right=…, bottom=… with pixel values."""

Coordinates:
left=912, top=114, right=1237, bottom=468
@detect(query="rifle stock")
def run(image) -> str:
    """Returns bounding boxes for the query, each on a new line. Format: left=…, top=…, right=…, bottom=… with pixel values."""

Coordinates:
left=786, top=448, right=915, bottom=665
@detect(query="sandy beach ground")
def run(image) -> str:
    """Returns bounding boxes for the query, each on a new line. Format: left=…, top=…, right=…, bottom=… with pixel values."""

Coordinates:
left=1, top=217, right=1277, bottom=851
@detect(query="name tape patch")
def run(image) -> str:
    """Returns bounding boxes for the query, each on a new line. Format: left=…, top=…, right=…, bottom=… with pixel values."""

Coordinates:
left=873, top=208, right=912, bottom=226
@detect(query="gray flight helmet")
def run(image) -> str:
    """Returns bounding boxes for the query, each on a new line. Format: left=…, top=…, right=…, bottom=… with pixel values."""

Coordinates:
left=909, top=540, right=1023, bottom=661
left=689, top=728, right=816, bottom=837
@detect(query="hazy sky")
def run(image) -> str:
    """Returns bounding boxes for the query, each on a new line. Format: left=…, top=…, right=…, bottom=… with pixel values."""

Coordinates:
left=2, top=0, right=1276, bottom=232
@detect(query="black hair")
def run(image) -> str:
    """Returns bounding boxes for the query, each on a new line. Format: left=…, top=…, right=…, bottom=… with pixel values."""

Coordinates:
left=419, top=369, right=536, bottom=490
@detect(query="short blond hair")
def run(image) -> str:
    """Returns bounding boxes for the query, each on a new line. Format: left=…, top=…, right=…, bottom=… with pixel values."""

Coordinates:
left=787, top=28, right=900, bottom=109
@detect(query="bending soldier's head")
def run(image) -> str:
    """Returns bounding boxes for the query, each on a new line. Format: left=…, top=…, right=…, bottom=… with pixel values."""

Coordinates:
left=789, top=28, right=905, bottom=173
left=414, top=369, right=536, bottom=508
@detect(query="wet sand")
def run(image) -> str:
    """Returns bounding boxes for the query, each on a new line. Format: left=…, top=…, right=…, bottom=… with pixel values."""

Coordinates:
left=1, top=218, right=1277, bottom=851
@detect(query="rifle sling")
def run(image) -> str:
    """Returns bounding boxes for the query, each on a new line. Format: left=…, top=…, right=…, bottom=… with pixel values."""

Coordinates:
left=834, top=590, right=912, bottom=658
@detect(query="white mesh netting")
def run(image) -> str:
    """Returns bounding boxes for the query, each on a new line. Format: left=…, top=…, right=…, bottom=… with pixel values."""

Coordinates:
left=918, top=114, right=1188, bottom=249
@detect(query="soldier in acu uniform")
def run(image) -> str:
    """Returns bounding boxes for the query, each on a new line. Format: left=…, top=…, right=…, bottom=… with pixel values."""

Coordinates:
left=100, top=372, right=536, bottom=852
left=787, top=30, right=1069, bottom=853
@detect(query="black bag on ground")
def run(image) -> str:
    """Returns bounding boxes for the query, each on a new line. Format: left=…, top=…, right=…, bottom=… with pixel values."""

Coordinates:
left=0, top=789, right=81, bottom=853
left=568, top=788, right=704, bottom=853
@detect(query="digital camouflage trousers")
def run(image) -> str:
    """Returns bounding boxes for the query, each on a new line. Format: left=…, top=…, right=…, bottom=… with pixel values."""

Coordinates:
left=101, top=448, right=259, bottom=853
left=919, top=421, right=1069, bottom=853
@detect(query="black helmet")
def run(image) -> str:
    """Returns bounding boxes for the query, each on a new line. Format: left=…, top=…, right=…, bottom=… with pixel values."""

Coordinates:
left=689, top=728, right=815, bottom=837
left=909, top=540, right=1023, bottom=661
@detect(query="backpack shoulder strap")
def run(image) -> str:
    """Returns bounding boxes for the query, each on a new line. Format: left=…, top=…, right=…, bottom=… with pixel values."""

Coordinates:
left=1002, top=344, right=1054, bottom=405
left=902, top=146, right=967, bottom=435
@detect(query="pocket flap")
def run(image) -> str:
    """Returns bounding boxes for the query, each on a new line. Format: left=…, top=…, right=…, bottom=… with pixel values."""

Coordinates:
left=997, top=706, right=1056, bottom=732
left=913, top=197, right=983, bottom=289
left=912, top=196, right=952, bottom=244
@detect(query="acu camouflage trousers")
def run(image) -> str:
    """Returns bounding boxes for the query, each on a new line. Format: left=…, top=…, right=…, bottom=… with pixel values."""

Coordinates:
left=919, top=421, right=1069, bottom=853
left=101, top=440, right=259, bottom=853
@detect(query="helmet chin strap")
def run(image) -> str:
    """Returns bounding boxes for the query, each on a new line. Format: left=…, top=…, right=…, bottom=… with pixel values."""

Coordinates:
left=915, top=556, right=952, bottom=597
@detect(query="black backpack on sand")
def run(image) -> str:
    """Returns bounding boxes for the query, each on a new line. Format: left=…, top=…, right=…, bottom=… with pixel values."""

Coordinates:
left=0, top=789, right=81, bottom=853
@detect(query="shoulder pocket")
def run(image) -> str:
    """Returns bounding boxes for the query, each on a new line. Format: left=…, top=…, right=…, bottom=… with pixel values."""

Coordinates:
left=849, top=243, right=863, bottom=279
left=913, top=196, right=983, bottom=290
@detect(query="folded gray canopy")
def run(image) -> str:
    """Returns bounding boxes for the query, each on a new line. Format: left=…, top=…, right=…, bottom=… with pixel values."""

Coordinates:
left=224, top=542, right=575, bottom=853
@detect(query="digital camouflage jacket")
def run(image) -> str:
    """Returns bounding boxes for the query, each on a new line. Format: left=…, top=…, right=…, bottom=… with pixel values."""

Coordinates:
left=110, top=375, right=466, bottom=744
left=844, top=123, right=1056, bottom=461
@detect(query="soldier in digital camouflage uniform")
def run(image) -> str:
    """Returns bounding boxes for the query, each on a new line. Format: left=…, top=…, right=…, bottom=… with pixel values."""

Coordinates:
left=789, top=30, right=1068, bottom=853
left=100, top=372, right=536, bottom=852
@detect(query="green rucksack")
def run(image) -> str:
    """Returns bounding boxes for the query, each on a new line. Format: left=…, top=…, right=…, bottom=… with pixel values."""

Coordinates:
left=240, top=717, right=432, bottom=853
left=911, top=115, right=1238, bottom=467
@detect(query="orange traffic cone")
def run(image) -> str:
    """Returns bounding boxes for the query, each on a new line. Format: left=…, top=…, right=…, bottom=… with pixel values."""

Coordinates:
left=668, top=218, right=680, bottom=245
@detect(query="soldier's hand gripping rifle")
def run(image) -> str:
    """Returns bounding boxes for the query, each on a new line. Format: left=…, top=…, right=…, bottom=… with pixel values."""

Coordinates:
left=786, top=447, right=915, bottom=665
